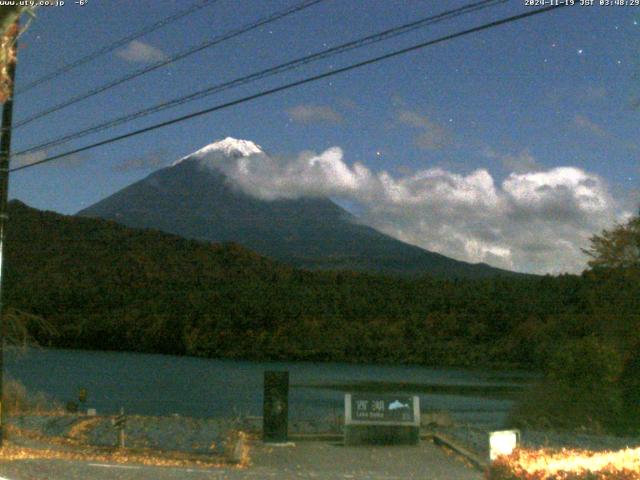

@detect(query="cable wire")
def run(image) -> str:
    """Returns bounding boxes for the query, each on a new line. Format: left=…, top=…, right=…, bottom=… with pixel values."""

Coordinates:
left=13, top=0, right=326, bottom=129
left=13, top=0, right=507, bottom=158
left=10, top=4, right=568, bottom=173
left=16, top=0, right=220, bottom=95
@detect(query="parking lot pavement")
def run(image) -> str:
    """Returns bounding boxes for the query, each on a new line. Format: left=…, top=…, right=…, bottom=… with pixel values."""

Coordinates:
left=0, top=440, right=482, bottom=480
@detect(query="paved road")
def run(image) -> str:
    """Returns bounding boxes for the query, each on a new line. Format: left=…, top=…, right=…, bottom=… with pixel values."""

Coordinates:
left=0, top=441, right=482, bottom=479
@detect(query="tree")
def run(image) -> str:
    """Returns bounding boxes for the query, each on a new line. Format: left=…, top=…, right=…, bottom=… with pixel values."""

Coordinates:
left=619, top=348, right=640, bottom=433
left=510, top=337, right=624, bottom=432
left=579, top=213, right=640, bottom=432
left=3, top=307, right=56, bottom=347
left=583, top=213, right=640, bottom=270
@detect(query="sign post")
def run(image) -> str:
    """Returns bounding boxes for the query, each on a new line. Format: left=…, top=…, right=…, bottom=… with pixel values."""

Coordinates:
left=263, top=371, right=289, bottom=443
left=113, top=407, right=126, bottom=449
left=344, top=393, right=420, bottom=445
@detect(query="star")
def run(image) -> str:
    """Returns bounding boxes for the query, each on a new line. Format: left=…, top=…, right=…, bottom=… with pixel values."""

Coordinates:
left=577, top=49, right=584, bottom=55
left=376, top=151, right=382, bottom=157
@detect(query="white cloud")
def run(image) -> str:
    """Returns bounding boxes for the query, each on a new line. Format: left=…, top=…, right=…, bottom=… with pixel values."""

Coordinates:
left=286, top=104, right=343, bottom=124
left=12, top=150, right=47, bottom=168
left=113, top=149, right=168, bottom=172
left=573, top=114, right=607, bottom=138
left=397, top=110, right=450, bottom=150
left=573, top=114, right=639, bottom=152
left=12, top=150, right=85, bottom=169
left=484, top=147, right=541, bottom=173
left=116, top=40, right=166, bottom=63
left=195, top=146, right=626, bottom=274
left=583, top=85, right=607, bottom=101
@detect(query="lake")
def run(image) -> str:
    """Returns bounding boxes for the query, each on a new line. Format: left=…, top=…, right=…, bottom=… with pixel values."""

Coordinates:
left=5, top=347, right=535, bottom=428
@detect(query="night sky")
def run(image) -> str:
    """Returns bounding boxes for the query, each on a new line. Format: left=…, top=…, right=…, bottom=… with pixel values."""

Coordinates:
left=7, top=0, right=640, bottom=274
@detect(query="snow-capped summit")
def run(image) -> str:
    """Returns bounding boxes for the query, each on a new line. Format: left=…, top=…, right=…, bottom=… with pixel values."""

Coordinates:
left=196, top=137, right=264, bottom=157
left=173, top=137, right=264, bottom=166
left=80, top=135, right=518, bottom=279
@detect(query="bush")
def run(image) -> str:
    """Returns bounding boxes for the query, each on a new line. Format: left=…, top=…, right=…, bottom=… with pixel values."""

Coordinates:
left=510, top=337, right=624, bottom=432
left=619, top=347, right=640, bottom=434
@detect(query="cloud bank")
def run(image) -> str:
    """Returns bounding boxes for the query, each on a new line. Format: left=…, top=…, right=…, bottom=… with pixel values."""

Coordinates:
left=197, top=146, right=626, bottom=274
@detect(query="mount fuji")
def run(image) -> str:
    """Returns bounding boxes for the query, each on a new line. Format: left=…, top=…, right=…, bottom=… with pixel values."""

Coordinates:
left=78, top=138, right=518, bottom=278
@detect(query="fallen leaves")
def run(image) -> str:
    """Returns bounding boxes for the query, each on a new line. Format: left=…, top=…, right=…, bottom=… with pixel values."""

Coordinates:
left=486, top=447, right=640, bottom=480
left=0, top=441, right=227, bottom=468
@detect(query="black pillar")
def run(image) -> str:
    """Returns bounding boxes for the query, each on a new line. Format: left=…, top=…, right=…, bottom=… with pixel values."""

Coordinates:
left=263, top=371, right=288, bottom=443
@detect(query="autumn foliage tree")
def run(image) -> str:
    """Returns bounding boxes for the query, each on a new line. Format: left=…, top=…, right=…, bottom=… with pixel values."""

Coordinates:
left=0, top=6, right=36, bottom=102
left=583, top=213, right=640, bottom=271
left=510, top=213, right=640, bottom=433
left=583, top=213, right=640, bottom=431
left=0, top=6, right=22, bottom=102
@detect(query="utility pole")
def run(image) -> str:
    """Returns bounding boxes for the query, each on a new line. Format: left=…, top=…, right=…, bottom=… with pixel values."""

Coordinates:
left=0, top=19, right=19, bottom=447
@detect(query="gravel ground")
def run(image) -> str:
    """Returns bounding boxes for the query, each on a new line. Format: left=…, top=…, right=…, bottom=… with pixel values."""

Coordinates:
left=5, top=413, right=343, bottom=456
left=1, top=415, right=484, bottom=480
left=7, top=414, right=238, bottom=454
left=8, top=412, right=640, bottom=462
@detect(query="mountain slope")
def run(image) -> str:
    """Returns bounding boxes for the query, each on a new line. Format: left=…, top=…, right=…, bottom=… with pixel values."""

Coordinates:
left=3, top=199, right=596, bottom=368
left=79, top=138, right=519, bottom=278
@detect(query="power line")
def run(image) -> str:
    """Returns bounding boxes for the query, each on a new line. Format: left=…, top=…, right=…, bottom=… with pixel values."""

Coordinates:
left=13, top=0, right=326, bottom=129
left=13, top=0, right=507, bottom=158
left=16, top=0, right=220, bottom=95
left=10, top=4, right=568, bottom=174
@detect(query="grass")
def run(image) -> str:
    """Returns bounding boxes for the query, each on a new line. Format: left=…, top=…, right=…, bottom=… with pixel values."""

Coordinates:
left=3, top=377, right=62, bottom=415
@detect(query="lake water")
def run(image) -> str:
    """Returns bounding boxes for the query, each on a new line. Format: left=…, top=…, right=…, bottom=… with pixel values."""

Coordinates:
left=5, top=348, right=534, bottom=428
